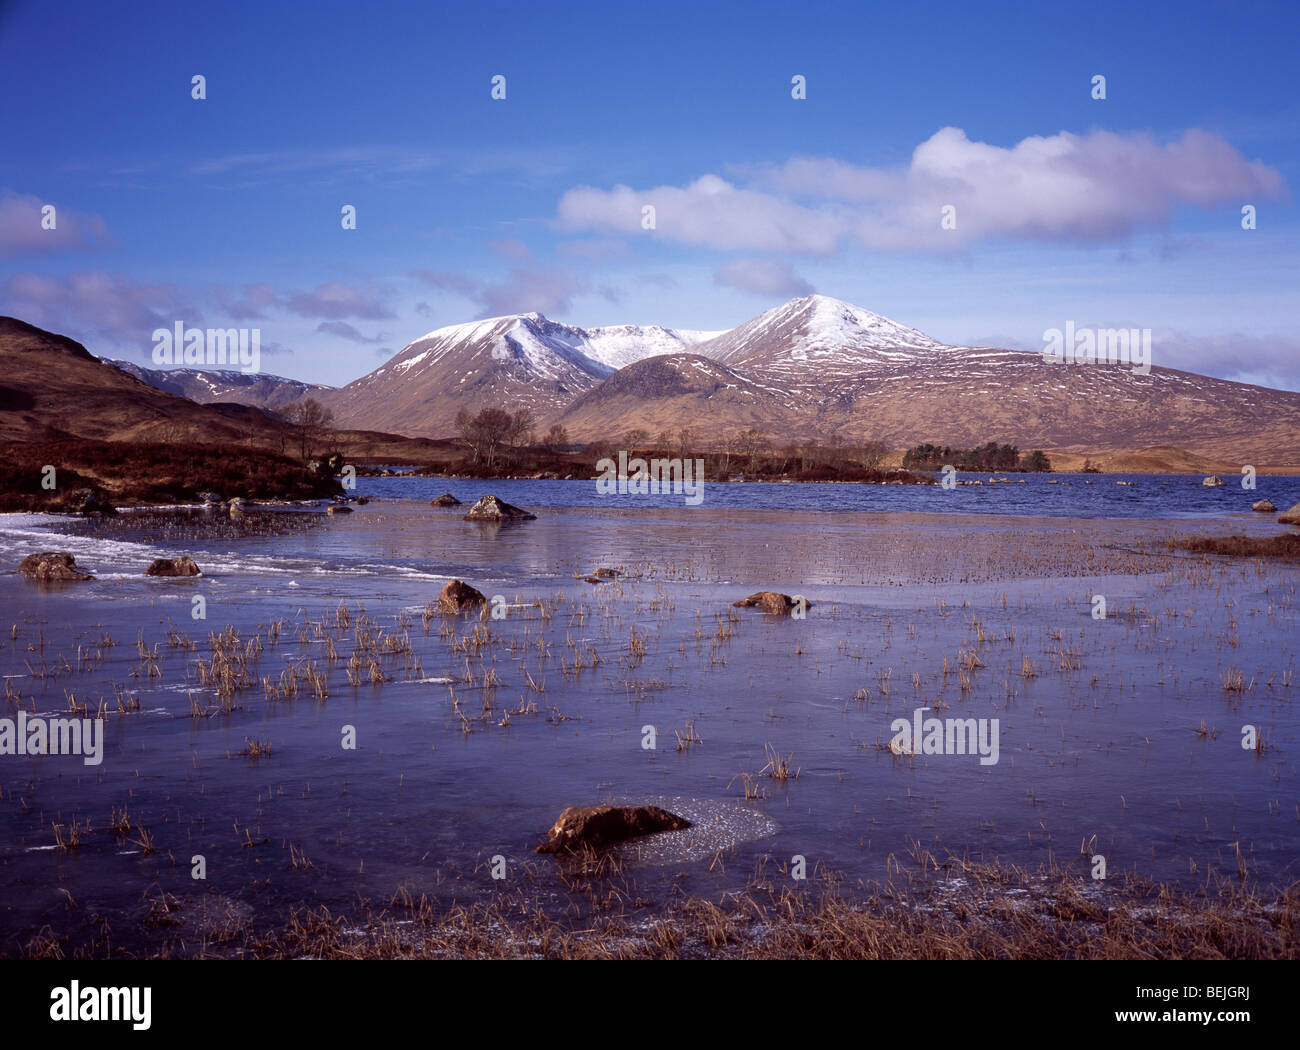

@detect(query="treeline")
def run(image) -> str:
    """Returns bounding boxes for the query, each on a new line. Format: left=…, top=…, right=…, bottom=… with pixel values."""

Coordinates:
left=445, top=411, right=927, bottom=481
left=902, top=442, right=1052, bottom=473
left=586, top=427, right=899, bottom=480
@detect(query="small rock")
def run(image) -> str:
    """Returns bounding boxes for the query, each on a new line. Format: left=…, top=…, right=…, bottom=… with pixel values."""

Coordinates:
left=145, top=557, right=201, bottom=577
left=1202, top=475, right=1225, bottom=487
left=733, top=591, right=812, bottom=615
left=198, top=491, right=222, bottom=506
left=19, top=552, right=94, bottom=582
left=431, top=493, right=462, bottom=507
left=327, top=505, right=353, bottom=515
left=591, top=568, right=621, bottom=578
left=463, top=494, right=536, bottom=521
left=355, top=497, right=369, bottom=505
left=438, top=579, right=486, bottom=613
left=535, top=805, right=692, bottom=854
left=1252, top=499, right=1276, bottom=513
left=1279, top=502, right=1300, bottom=525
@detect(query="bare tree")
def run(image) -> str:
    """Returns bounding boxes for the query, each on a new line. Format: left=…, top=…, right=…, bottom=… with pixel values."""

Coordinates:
left=737, top=428, right=768, bottom=474
left=507, top=408, right=536, bottom=451
left=455, top=406, right=514, bottom=468
left=544, top=423, right=569, bottom=450
left=859, top=439, right=888, bottom=471
left=290, top=398, right=334, bottom=461
left=675, top=427, right=697, bottom=459
left=622, top=428, right=649, bottom=451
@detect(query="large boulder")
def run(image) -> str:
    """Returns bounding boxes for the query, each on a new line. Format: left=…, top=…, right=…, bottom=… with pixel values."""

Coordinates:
left=463, top=494, right=536, bottom=521
left=1252, top=498, right=1276, bottom=513
left=438, top=579, right=486, bottom=613
left=19, top=552, right=94, bottom=582
left=431, top=493, right=462, bottom=507
left=536, top=805, right=692, bottom=854
left=733, top=591, right=812, bottom=615
left=66, top=488, right=115, bottom=516
left=1279, top=502, right=1300, bottom=525
left=145, top=557, right=201, bottom=577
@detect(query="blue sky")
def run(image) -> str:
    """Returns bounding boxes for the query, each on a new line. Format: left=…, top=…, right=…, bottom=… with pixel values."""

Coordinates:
left=1, top=0, right=1296, bottom=387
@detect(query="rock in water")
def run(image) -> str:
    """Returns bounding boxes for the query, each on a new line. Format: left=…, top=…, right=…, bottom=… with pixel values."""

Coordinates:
left=463, top=494, right=536, bottom=521
left=327, top=505, right=352, bottom=515
left=431, top=493, right=461, bottom=507
left=19, top=552, right=94, bottom=581
left=438, top=579, right=486, bottom=612
left=66, top=488, right=115, bottom=516
left=733, top=591, right=812, bottom=615
left=1252, top=499, right=1276, bottom=513
left=145, top=557, right=201, bottom=577
left=1279, top=502, right=1300, bottom=525
left=1202, top=475, right=1225, bottom=487
left=536, top=805, right=692, bottom=854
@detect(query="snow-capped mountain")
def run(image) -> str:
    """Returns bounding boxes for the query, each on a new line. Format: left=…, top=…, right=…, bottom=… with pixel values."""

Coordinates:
left=319, top=296, right=1300, bottom=461
left=322, top=312, right=728, bottom=437
left=696, top=294, right=948, bottom=382
left=583, top=324, right=727, bottom=370
left=104, top=359, right=332, bottom=415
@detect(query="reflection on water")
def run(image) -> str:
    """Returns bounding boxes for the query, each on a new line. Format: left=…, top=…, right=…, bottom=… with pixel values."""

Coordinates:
left=0, top=481, right=1296, bottom=952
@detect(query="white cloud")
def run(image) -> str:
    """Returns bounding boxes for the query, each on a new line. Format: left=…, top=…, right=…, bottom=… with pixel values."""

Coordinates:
left=558, top=128, right=1286, bottom=254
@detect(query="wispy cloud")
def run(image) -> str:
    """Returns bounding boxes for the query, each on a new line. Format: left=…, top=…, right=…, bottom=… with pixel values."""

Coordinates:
left=714, top=258, right=813, bottom=296
left=282, top=281, right=395, bottom=320
left=188, top=145, right=573, bottom=184
left=0, top=189, right=113, bottom=257
left=411, top=263, right=612, bottom=319
left=316, top=320, right=387, bottom=344
left=1, top=272, right=396, bottom=353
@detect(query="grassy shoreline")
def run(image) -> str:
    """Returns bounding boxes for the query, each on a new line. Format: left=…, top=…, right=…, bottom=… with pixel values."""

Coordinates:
left=18, top=856, right=1296, bottom=960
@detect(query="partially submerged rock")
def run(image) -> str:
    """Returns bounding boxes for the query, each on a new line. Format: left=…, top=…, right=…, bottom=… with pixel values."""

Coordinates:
left=19, top=552, right=94, bottom=582
left=431, top=493, right=461, bottom=507
left=1279, top=502, right=1300, bottom=525
left=327, top=505, right=352, bottom=515
left=66, top=488, right=115, bottom=516
left=1202, top=475, right=1225, bottom=487
left=733, top=591, right=812, bottom=615
left=536, top=805, right=692, bottom=854
left=591, top=568, right=621, bottom=578
left=1252, top=498, right=1276, bottom=513
left=145, top=556, right=200, bottom=577
left=198, top=491, right=223, bottom=506
left=438, top=578, right=486, bottom=613
left=463, top=494, right=536, bottom=521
